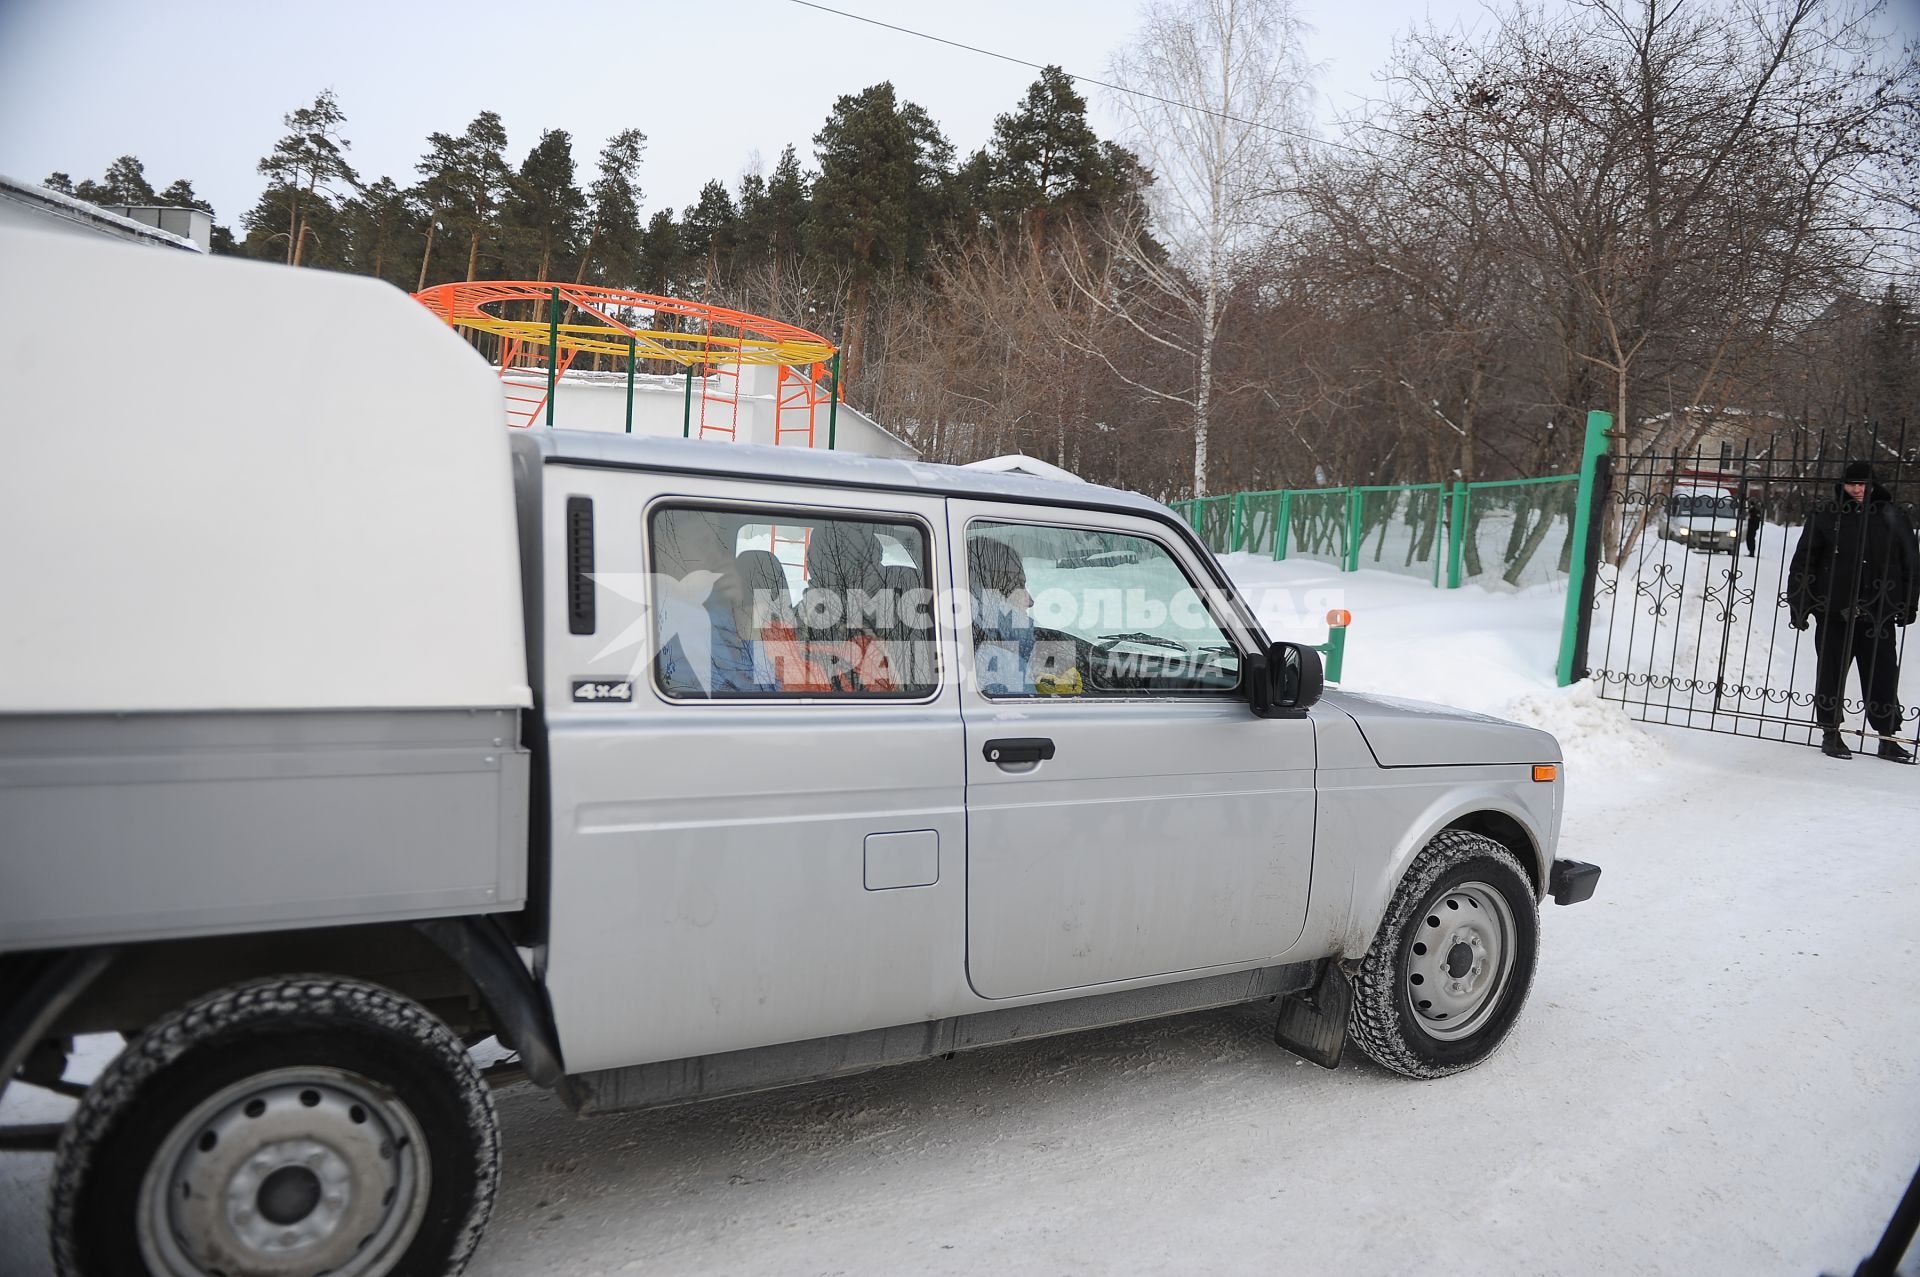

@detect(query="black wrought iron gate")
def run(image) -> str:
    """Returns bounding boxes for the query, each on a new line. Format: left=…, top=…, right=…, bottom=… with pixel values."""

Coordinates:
left=1585, top=426, right=1920, bottom=753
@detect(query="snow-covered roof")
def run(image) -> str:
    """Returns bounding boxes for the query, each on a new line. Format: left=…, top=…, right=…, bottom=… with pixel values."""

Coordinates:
left=0, top=173, right=204, bottom=252
left=959, top=453, right=1087, bottom=483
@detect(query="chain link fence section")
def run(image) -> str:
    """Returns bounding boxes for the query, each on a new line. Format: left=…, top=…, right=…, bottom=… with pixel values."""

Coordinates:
left=1173, top=473, right=1577, bottom=593
left=1447, top=476, right=1579, bottom=590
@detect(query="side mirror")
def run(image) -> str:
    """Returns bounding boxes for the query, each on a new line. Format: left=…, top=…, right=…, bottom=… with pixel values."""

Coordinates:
left=1246, top=641, right=1324, bottom=717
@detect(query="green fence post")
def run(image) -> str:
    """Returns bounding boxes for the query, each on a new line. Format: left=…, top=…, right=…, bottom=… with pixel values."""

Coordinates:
left=827, top=350, right=841, bottom=450
left=1431, top=486, right=1445, bottom=588
left=1274, top=490, right=1293, bottom=560
left=1323, top=622, right=1347, bottom=682
left=1556, top=410, right=1613, bottom=686
left=545, top=286, right=560, bottom=428
left=1447, top=484, right=1469, bottom=588
left=1312, top=613, right=1348, bottom=682
left=1343, top=488, right=1362, bottom=572
left=624, top=337, right=636, bottom=434
left=1229, top=492, right=1246, bottom=554
left=682, top=363, right=694, bottom=438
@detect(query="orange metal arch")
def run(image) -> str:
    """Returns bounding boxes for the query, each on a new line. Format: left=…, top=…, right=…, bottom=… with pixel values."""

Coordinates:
left=413, top=281, right=841, bottom=438
left=412, top=281, right=836, bottom=368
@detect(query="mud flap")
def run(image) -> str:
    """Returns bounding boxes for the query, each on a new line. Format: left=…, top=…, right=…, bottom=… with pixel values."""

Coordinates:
left=1273, top=960, right=1352, bottom=1070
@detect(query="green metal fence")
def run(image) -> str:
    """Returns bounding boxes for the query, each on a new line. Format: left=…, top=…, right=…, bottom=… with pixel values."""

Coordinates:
left=1169, top=412, right=1616, bottom=688
left=1172, top=473, right=1579, bottom=593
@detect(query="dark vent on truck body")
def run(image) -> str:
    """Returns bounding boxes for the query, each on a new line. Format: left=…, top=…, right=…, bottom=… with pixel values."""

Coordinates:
left=567, top=496, right=595, bottom=634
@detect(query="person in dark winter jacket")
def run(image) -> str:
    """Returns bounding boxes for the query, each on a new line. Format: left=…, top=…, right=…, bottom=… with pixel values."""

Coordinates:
left=1787, top=460, right=1920, bottom=761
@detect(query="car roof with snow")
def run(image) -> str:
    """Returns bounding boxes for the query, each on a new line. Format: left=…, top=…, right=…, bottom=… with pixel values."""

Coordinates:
left=516, top=429, right=1174, bottom=520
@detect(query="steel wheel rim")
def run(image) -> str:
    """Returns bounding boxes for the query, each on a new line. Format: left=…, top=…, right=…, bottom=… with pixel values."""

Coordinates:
left=136, top=1065, right=431, bottom=1277
left=1404, top=881, right=1517, bottom=1042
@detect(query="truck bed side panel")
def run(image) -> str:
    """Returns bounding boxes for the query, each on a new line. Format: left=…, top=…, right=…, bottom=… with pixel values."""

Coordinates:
left=0, top=709, right=528, bottom=950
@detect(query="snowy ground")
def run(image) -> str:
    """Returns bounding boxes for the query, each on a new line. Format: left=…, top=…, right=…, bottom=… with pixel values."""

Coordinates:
left=4, top=561, right=1917, bottom=1276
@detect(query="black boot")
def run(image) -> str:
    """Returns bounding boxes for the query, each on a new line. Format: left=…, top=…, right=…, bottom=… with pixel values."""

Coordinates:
left=1878, top=739, right=1914, bottom=764
left=1822, top=731, right=1853, bottom=759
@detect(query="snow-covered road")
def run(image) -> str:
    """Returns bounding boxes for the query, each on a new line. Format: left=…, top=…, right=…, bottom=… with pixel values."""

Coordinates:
left=4, top=571, right=1917, bottom=1276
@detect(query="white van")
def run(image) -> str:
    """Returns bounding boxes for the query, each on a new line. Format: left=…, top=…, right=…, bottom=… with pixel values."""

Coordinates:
left=0, top=229, right=1598, bottom=1277
left=1661, top=485, right=1742, bottom=552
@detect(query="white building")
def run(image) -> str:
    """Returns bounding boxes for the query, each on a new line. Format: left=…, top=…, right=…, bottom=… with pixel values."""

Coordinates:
left=0, top=174, right=205, bottom=252
left=504, top=363, right=917, bottom=459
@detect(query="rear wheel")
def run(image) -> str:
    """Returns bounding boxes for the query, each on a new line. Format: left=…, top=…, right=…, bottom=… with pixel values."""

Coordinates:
left=51, top=976, right=498, bottom=1277
left=1348, top=830, right=1539, bottom=1078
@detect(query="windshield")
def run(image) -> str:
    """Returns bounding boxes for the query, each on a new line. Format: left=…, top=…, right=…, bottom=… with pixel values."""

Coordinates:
left=1671, top=493, right=1736, bottom=518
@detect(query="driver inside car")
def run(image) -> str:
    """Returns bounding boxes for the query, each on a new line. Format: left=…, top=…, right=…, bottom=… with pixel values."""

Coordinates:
left=969, top=534, right=1037, bottom=695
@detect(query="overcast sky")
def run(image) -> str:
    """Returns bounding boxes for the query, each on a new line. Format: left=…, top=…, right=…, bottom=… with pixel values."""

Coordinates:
left=0, top=0, right=1913, bottom=231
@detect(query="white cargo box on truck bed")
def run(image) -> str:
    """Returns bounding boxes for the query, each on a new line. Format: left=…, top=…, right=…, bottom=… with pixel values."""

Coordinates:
left=0, top=228, right=532, bottom=949
left=0, top=228, right=529, bottom=713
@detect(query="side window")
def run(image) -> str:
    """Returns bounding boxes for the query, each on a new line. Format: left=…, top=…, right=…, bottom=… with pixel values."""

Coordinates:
left=648, top=504, right=936, bottom=700
left=965, top=520, right=1241, bottom=699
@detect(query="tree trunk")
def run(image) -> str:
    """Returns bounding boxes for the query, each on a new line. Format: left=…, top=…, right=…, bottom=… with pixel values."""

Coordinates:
left=844, top=274, right=872, bottom=392
left=573, top=229, right=597, bottom=285
left=1194, top=275, right=1217, bottom=497
left=416, top=219, right=437, bottom=292
left=1502, top=496, right=1556, bottom=587
left=466, top=229, right=481, bottom=283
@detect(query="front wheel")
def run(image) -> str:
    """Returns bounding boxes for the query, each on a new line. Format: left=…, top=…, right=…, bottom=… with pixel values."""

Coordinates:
left=1348, top=830, right=1539, bottom=1078
left=52, top=976, right=499, bottom=1277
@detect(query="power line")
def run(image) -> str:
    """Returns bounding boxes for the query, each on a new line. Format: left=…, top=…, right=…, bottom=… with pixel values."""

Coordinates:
left=783, top=0, right=1353, bottom=155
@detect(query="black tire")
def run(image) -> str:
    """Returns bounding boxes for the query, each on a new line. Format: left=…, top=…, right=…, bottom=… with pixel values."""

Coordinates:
left=1348, top=830, right=1539, bottom=1079
left=51, top=976, right=499, bottom=1277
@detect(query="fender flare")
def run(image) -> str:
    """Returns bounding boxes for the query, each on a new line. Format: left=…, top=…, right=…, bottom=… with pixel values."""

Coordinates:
left=412, top=916, right=574, bottom=1100
left=0, top=947, right=118, bottom=1109
left=1341, top=789, right=1549, bottom=959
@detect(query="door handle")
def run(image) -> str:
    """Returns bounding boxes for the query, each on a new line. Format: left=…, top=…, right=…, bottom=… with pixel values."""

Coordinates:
left=984, top=737, right=1055, bottom=766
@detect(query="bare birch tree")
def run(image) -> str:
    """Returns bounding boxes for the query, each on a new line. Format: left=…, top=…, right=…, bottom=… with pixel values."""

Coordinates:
left=1087, top=0, right=1313, bottom=496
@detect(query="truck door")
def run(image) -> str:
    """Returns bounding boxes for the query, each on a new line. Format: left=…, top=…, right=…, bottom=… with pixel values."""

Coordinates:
left=948, top=503, right=1316, bottom=1000
left=537, top=467, right=965, bottom=1074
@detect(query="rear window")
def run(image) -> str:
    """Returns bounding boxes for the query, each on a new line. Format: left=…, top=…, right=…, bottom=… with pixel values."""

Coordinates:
left=647, top=504, right=937, bottom=700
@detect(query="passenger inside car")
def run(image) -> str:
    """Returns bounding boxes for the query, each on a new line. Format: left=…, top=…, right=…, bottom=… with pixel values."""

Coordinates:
left=796, top=523, right=901, bottom=694
left=969, top=533, right=1036, bottom=695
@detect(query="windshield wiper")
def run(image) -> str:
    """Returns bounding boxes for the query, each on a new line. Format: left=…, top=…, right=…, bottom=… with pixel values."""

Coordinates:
left=1097, top=632, right=1190, bottom=651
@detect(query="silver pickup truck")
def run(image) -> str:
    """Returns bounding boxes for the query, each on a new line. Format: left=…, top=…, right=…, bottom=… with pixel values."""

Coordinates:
left=0, top=228, right=1598, bottom=1277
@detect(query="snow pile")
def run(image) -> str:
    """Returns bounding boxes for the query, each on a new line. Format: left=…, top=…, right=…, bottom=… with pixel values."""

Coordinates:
left=1220, top=553, right=1661, bottom=768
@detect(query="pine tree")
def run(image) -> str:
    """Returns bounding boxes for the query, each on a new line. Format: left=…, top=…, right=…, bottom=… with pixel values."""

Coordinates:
left=155, top=178, right=213, bottom=214
left=681, top=178, right=739, bottom=295
left=411, top=131, right=461, bottom=289
left=984, top=67, right=1127, bottom=248
left=636, top=209, right=685, bottom=370
left=339, top=176, right=417, bottom=284
left=577, top=128, right=647, bottom=286
left=758, top=144, right=810, bottom=295
left=255, top=91, right=358, bottom=266
left=635, top=209, right=682, bottom=293
left=42, top=172, right=75, bottom=195
left=74, top=155, right=157, bottom=205
left=810, top=82, right=954, bottom=389
left=508, top=129, right=586, bottom=282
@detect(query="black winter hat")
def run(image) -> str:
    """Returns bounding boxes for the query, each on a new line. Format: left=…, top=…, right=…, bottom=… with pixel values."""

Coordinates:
left=1843, top=460, right=1874, bottom=483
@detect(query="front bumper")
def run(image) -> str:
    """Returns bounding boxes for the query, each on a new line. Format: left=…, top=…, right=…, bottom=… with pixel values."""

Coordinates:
left=1677, top=529, right=1737, bottom=551
left=1549, top=859, right=1601, bottom=906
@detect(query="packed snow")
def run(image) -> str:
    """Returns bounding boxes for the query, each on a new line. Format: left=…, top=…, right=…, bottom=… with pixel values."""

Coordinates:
left=3, top=558, right=1916, bottom=1276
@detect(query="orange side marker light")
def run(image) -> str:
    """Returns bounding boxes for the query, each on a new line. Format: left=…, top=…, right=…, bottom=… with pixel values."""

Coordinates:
left=1532, top=764, right=1558, bottom=783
